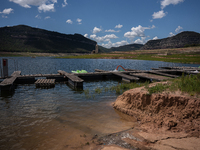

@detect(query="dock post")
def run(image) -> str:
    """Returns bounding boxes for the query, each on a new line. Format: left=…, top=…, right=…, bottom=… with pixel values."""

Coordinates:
left=2, top=59, right=8, bottom=78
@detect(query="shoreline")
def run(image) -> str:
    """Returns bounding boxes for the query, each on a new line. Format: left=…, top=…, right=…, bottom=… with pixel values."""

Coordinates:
left=0, top=46, right=200, bottom=64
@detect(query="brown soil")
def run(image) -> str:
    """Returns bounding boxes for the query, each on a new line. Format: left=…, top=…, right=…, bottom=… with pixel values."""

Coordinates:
left=113, top=84, right=200, bottom=137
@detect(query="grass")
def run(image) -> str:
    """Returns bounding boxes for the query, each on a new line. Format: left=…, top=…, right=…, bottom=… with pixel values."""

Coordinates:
left=57, top=48, right=200, bottom=64
left=95, top=87, right=102, bottom=94
left=109, top=82, right=149, bottom=95
left=147, top=83, right=169, bottom=95
left=84, top=74, right=200, bottom=98
left=146, top=74, right=200, bottom=96
left=135, top=53, right=200, bottom=64
left=171, top=73, right=200, bottom=95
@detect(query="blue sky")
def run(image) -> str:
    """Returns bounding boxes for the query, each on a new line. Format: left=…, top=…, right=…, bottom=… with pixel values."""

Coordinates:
left=0, top=0, right=200, bottom=48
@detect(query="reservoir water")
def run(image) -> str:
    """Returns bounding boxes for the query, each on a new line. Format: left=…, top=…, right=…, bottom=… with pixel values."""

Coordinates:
left=0, top=57, right=198, bottom=150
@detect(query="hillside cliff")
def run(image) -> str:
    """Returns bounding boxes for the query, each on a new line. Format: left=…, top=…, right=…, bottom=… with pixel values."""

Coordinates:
left=141, top=31, right=200, bottom=50
left=110, top=43, right=143, bottom=51
left=0, top=25, right=97, bottom=53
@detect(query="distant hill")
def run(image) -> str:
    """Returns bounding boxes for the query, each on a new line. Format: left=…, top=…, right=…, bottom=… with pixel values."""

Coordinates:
left=110, top=43, right=143, bottom=51
left=141, top=31, right=200, bottom=50
left=0, top=25, right=97, bottom=53
left=98, top=43, right=143, bottom=53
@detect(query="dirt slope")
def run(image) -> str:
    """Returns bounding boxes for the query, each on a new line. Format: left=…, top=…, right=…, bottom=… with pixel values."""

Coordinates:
left=113, top=84, right=200, bottom=137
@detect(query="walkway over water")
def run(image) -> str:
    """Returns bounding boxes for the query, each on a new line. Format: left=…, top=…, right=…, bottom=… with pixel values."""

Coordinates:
left=0, top=66, right=199, bottom=91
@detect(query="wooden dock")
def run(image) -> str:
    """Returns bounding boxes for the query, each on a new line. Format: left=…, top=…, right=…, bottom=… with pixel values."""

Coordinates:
left=112, top=72, right=139, bottom=82
left=35, top=79, right=55, bottom=88
left=0, top=66, right=199, bottom=91
left=130, top=73, right=171, bottom=81
left=147, top=70, right=179, bottom=78
left=58, top=70, right=84, bottom=88
left=0, top=71, right=21, bottom=91
left=95, top=69, right=139, bottom=82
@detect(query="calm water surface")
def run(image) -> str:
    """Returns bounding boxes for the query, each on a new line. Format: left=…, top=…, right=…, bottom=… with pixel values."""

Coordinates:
left=0, top=57, right=198, bottom=150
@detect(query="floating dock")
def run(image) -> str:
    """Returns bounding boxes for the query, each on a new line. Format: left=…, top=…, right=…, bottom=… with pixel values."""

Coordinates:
left=35, top=79, right=55, bottom=88
left=0, top=66, right=199, bottom=91
left=58, top=70, right=84, bottom=89
left=0, top=71, right=21, bottom=91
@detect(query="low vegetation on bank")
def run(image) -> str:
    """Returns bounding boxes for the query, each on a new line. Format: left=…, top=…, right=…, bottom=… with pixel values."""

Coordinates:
left=58, top=47, right=200, bottom=64
left=1, top=47, right=200, bottom=64
left=84, top=74, right=200, bottom=98
left=146, top=73, right=200, bottom=96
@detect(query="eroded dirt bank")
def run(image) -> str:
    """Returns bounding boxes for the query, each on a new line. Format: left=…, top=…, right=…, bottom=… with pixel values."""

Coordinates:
left=111, top=84, right=200, bottom=150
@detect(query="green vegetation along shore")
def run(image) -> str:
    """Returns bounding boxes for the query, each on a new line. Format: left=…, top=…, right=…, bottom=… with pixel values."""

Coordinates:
left=58, top=46, right=200, bottom=64
left=1, top=46, right=200, bottom=64
left=88, top=73, right=200, bottom=98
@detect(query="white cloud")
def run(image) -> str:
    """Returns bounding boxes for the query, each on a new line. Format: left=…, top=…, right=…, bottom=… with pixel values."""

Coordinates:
left=124, top=25, right=154, bottom=40
left=92, top=27, right=102, bottom=34
left=153, top=36, right=158, bottom=40
left=161, top=0, right=184, bottom=9
left=169, top=32, right=175, bottom=37
left=9, top=0, right=57, bottom=8
left=115, top=24, right=123, bottom=29
left=38, top=3, right=55, bottom=12
left=90, top=34, right=118, bottom=43
left=35, top=14, right=41, bottom=19
left=151, top=25, right=156, bottom=29
left=77, top=18, right=82, bottom=24
left=169, top=26, right=183, bottom=37
left=134, top=37, right=146, bottom=44
left=175, top=26, right=183, bottom=33
left=0, top=8, right=14, bottom=14
left=102, top=40, right=129, bottom=48
left=105, top=29, right=120, bottom=33
left=62, top=0, right=68, bottom=7
left=2, top=15, right=8, bottom=18
left=152, top=10, right=166, bottom=19
left=45, top=16, right=50, bottom=19
left=66, top=19, right=73, bottom=24
left=9, top=0, right=57, bottom=12
left=101, top=41, right=113, bottom=48
left=84, top=34, right=88, bottom=38
left=104, top=34, right=118, bottom=39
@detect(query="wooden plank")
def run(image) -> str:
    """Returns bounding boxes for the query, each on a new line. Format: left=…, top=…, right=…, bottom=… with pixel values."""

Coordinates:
left=148, top=71, right=179, bottom=78
left=130, top=73, right=171, bottom=81
left=58, top=70, right=84, bottom=88
left=112, top=72, right=139, bottom=82
left=18, top=74, right=62, bottom=78
left=0, top=71, right=21, bottom=86
left=35, top=79, right=55, bottom=88
left=58, top=70, right=84, bottom=82
left=95, top=69, right=106, bottom=72
left=159, top=66, right=200, bottom=70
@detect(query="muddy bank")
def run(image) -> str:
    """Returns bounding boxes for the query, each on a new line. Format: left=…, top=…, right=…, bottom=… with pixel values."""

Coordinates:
left=113, top=85, right=200, bottom=137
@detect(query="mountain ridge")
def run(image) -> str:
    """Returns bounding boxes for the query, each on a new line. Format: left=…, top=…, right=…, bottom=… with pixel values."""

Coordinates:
left=0, top=25, right=97, bottom=53
left=141, top=31, right=200, bottom=50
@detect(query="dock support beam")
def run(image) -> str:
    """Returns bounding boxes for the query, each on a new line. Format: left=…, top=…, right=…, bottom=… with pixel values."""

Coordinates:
left=58, top=70, right=84, bottom=89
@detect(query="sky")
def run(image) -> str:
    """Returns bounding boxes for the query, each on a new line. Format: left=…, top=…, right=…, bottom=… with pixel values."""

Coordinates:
left=0, top=0, right=200, bottom=48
